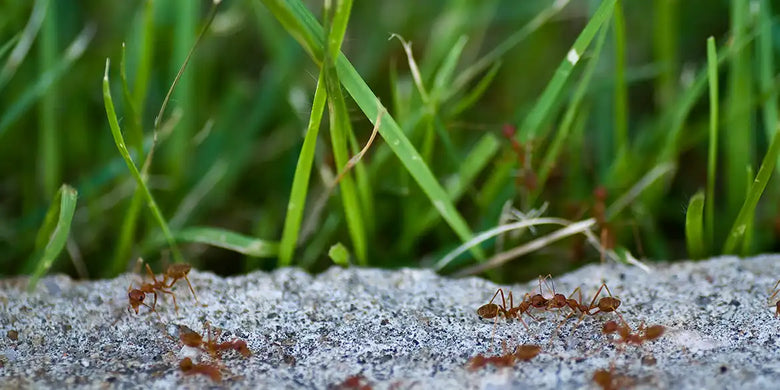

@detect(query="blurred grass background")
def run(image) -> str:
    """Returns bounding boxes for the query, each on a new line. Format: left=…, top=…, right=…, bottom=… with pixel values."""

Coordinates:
left=2, top=0, right=779, bottom=283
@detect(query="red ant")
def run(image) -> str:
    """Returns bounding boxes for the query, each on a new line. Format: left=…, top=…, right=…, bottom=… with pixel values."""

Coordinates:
left=333, top=375, right=373, bottom=390
left=592, top=366, right=634, bottom=390
left=602, top=319, right=664, bottom=349
left=126, top=261, right=179, bottom=314
left=180, top=322, right=251, bottom=360
left=476, top=288, right=535, bottom=330
left=179, top=357, right=222, bottom=382
left=162, top=263, right=200, bottom=305
left=467, top=341, right=541, bottom=371
left=553, top=283, right=623, bottom=332
left=769, top=279, right=780, bottom=317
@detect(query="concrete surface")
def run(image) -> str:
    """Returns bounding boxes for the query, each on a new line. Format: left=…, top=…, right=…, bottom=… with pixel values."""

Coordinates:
left=1, top=255, right=779, bottom=389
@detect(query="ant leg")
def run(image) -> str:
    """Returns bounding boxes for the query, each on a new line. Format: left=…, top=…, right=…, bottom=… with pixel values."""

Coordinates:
left=158, top=288, right=179, bottom=312
left=182, top=275, right=200, bottom=304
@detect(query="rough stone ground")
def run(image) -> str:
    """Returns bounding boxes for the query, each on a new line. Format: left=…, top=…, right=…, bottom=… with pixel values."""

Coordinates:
left=1, top=255, right=779, bottom=389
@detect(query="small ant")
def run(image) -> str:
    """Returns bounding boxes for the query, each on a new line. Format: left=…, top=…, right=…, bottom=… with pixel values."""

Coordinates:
left=769, top=279, right=780, bottom=317
left=126, top=259, right=180, bottom=313
left=179, top=357, right=222, bottom=382
left=476, top=288, right=535, bottom=330
left=602, top=319, right=664, bottom=348
left=592, top=366, right=634, bottom=390
left=467, top=341, right=541, bottom=371
left=180, top=322, right=252, bottom=360
left=332, top=375, right=373, bottom=390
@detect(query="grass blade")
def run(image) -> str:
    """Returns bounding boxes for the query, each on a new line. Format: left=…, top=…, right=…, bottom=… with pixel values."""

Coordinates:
left=705, top=36, right=718, bottom=252
left=279, top=72, right=328, bottom=266
left=37, top=0, right=58, bottom=196
left=27, top=184, right=77, bottom=291
left=517, top=0, right=616, bottom=142
left=0, top=0, right=47, bottom=92
left=103, top=58, right=184, bottom=264
left=170, top=227, right=279, bottom=257
left=723, top=121, right=780, bottom=253
left=612, top=0, right=628, bottom=154
left=685, top=191, right=705, bottom=259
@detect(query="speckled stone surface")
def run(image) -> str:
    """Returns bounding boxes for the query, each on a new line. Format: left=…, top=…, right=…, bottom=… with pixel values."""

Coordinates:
left=1, top=255, right=779, bottom=389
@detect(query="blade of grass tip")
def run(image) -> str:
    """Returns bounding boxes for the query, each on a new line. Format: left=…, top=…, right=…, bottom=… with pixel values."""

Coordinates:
left=517, top=0, right=616, bottom=142
left=37, top=0, right=58, bottom=197
left=390, top=34, right=430, bottom=105
left=724, top=0, right=753, bottom=221
left=723, top=123, right=780, bottom=253
left=0, top=24, right=94, bottom=139
left=169, top=226, right=279, bottom=257
left=685, top=191, right=705, bottom=259
left=741, top=165, right=754, bottom=255
left=758, top=0, right=779, bottom=169
left=261, top=0, right=482, bottom=259
left=452, top=218, right=597, bottom=277
left=444, top=0, right=571, bottom=102
left=279, top=73, right=328, bottom=267
left=103, top=58, right=183, bottom=264
left=0, top=0, right=47, bottom=92
left=532, top=23, right=609, bottom=205
left=430, top=35, right=468, bottom=105
left=27, top=184, right=77, bottom=291
left=612, top=0, right=628, bottom=155
left=328, top=242, right=350, bottom=267
left=705, top=36, right=718, bottom=252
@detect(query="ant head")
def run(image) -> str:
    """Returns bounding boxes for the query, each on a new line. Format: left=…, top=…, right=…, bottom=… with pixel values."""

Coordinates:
left=476, top=303, right=500, bottom=319
left=179, top=357, right=194, bottom=372
left=128, top=289, right=145, bottom=303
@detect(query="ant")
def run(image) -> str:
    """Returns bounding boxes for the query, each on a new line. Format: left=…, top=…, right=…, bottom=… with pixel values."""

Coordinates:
left=179, top=357, right=222, bottom=382
left=162, top=263, right=200, bottom=305
left=769, top=279, right=780, bottom=317
left=126, top=259, right=181, bottom=313
left=592, top=366, right=634, bottom=390
left=602, top=319, right=664, bottom=349
left=554, top=283, right=624, bottom=331
left=180, top=322, right=251, bottom=360
left=467, top=341, right=541, bottom=371
left=476, top=288, right=535, bottom=330
left=332, top=375, right=373, bottom=390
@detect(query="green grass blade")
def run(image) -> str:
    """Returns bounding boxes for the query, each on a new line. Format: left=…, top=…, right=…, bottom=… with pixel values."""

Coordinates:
left=724, top=0, right=752, bottom=219
left=517, top=0, right=616, bottom=142
left=322, top=0, right=366, bottom=264
left=431, top=35, right=468, bottom=104
left=705, top=36, right=718, bottom=252
left=612, top=0, right=627, bottom=154
left=132, top=0, right=154, bottom=113
left=37, top=0, right=58, bottom=197
left=653, top=0, right=678, bottom=107
left=170, top=227, right=279, bottom=257
left=448, top=60, right=501, bottom=116
left=328, top=242, right=350, bottom=267
left=0, top=33, right=21, bottom=61
left=533, top=23, right=609, bottom=203
left=723, top=121, right=780, bottom=253
left=741, top=165, right=754, bottom=255
left=758, top=0, right=778, bottom=169
left=260, top=0, right=482, bottom=258
left=27, top=184, right=77, bottom=291
left=0, top=0, right=47, bottom=92
left=685, top=191, right=705, bottom=259
left=103, top=58, right=184, bottom=264
left=279, top=72, right=328, bottom=266
left=0, top=25, right=94, bottom=139
left=445, top=0, right=570, bottom=102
